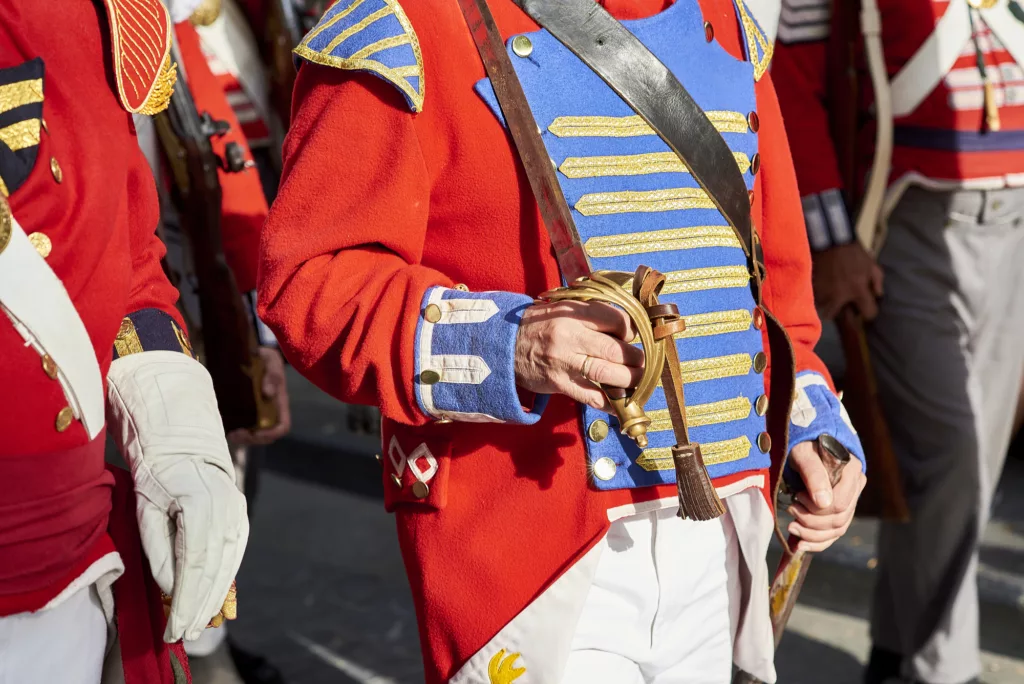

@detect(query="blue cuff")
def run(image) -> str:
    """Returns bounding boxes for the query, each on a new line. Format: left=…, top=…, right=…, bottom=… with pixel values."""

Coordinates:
left=414, top=286, right=547, bottom=424
left=802, top=189, right=855, bottom=252
left=788, top=371, right=866, bottom=471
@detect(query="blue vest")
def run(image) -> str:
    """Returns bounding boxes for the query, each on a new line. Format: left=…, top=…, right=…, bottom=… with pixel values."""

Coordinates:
left=474, top=0, right=774, bottom=491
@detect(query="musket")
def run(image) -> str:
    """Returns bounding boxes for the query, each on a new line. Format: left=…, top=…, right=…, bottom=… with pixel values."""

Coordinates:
left=264, top=0, right=304, bottom=131
left=153, top=44, right=279, bottom=432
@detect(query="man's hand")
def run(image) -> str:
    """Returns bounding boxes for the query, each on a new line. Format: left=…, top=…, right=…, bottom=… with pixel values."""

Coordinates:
left=227, top=346, right=292, bottom=446
left=785, top=441, right=867, bottom=553
left=812, top=243, right=884, bottom=321
left=515, top=300, right=644, bottom=411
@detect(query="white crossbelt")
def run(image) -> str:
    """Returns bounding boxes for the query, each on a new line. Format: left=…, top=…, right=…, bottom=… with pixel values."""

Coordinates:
left=0, top=210, right=105, bottom=439
left=890, top=0, right=1024, bottom=119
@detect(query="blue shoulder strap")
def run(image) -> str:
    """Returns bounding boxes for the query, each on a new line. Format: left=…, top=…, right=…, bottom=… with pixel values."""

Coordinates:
left=293, top=0, right=425, bottom=112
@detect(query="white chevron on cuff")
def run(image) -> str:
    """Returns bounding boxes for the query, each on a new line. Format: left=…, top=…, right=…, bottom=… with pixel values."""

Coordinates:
left=429, top=354, right=492, bottom=384
left=433, top=298, right=499, bottom=325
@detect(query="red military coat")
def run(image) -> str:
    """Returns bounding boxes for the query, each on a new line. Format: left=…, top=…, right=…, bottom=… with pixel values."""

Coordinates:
left=259, top=0, right=834, bottom=681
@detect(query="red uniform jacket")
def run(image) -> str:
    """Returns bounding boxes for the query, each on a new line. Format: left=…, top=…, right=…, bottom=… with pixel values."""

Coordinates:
left=259, top=0, right=846, bottom=680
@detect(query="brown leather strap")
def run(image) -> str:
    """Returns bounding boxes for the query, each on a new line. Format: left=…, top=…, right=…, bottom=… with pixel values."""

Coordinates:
left=764, top=309, right=797, bottom=554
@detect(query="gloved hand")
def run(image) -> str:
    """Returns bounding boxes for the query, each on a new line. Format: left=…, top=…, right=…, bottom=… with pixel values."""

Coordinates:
left=106, top=350, right=249, bottom=643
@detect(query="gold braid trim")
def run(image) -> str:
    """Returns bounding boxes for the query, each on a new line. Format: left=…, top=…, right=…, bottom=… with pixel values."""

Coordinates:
left=137, top=54, right=177, bottom=116
left=190, top=0, right=222, bottom=25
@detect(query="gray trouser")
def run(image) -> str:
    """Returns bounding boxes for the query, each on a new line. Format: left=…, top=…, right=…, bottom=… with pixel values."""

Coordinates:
left=866, top=186, right=1024, bottom=683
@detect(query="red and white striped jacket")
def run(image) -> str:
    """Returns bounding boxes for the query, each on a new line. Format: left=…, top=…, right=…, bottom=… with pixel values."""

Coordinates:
left=773, top=0, right=1024, bottom=249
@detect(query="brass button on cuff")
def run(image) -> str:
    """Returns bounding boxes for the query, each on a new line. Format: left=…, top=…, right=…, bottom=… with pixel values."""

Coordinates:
left=420, top=369, right=442, bottom=385
left=588, top=419, right=609, bottom=442
left=704, top=21, right=714, bottom=42
left=50, top=157, right=62, bottom=183
left=435, top=417, right=453, bottom=425
left=757, top=432, right=772, bottom=453
left=747, top=111, right=760, bottom=133
left=424, top=303, right=442, bottom=323
left=512, top=35, right=533, bottom=57
left=752, top=307, right=765, bottom=330
left=55, top=406, right=74, bottom=432
left=391, top=473, right=402, bottom=487
left=42, top=354, right=58, bottom=380
left=28, top=232, right=51, bottom=258
left=454, top=283, right=470, bottom=292
left=753, top=351, right=768, bottom=373
left=593, top=456, right=617, bottom=481
left=412, top=481, right=430, bottom=499
left=755, top=394, right=769, bottom=417
left=750, top=153, right=761, bottom=176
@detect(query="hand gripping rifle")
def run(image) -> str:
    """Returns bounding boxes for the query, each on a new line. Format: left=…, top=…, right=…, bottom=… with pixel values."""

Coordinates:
left=153, top=44, right=279, bottom=433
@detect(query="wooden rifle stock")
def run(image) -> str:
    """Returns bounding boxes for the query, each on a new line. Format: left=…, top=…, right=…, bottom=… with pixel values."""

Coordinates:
left=154, top=50, right=278, bottom=433
left=264, top=0, right=304, bottom=131
left=834, top=307, right=908, bottom=520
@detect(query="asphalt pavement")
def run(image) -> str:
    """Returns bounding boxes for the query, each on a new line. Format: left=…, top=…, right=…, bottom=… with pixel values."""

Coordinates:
left=201, top=368, right=1024, bottom=684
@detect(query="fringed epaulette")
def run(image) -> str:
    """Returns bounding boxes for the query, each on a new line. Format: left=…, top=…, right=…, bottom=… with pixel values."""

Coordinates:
left=100, top=0, right=177, bottom=114
left=293, top=0, right=425, bottom=113
left=189, top=0, right=223, bottom=26
left=733, top=0, right=773, bottom=81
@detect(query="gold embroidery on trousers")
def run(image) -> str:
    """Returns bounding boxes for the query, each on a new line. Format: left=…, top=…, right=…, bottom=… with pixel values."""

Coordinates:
left=559, top=151, right=751, bottom=178
left=0, top=119, right=40, bottom=151
left=576, top=188, right=716, bottom=216
left=661, top=265, right=751, bottom=294
left=646, top=397, right=753, bottom=432
left=548, top=111, right=750, bottom=137
left=114, top=318, right=145, bottom=357
left=0, top=79, right=43, bottom=116
left=676, top=309, right=753, bottom=339
left=585, top=225, right=740, bottom=258
left=636, top=436, right=752, bottom=471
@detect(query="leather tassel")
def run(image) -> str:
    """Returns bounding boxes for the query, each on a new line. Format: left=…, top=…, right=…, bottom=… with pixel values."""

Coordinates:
left=983, top=79, right=1001, bottom=132
left=673, top=444, right=725, bottom=521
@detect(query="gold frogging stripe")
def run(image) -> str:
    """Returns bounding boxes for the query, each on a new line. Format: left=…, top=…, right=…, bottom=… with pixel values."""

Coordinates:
left=676, top=309, right=753, bottom=339
left=576, top=188, right=716, bottom=216
left=646, top=397, right=752, bottom=432
left=0, top=79, right=43, bottom=115
left=560, top=151, right=750, bottom=179
left=548, top=111, right=750, bottom=137
left=585, top=225, right=740, bottom=258
left=736, top=0, right=773, bottom=81
left=636, top=436, right=752, bottom=471
left=662, top=266, right=750, bottom=294
left=668, top=353, right=753, bottom=385
left=114, top=318, right=145, bottom=357
left=0, top=119, right=40, bottom=151
left=324, top=6, right=394, bottom=52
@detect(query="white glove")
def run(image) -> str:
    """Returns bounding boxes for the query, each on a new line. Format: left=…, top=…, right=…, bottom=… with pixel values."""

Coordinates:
left=106, top=350, right=249, bottom=643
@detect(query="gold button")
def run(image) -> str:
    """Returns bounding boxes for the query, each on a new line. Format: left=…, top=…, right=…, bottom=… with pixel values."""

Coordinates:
left=748, top=111, right=760, bottom=133
left=0, top=195, right=11, bottom=255
left=454, top=283, right=470, bottom=292
left=704, top=21, right=714, bottom=42
left=435, top=417, right=453, bottom=425
left=41, top=118, right=48, bottom=133
left=588, top=419, right=609, bottom=442
left=752, top=307, right=764, bottom=330
left=50, top=157, right=62, bottom=183
left=593, top=456, right=617, bottom=481
left=755, top=394, right=769, bottom=417
left=748, top=190, right=755, bottom=206
left=412, top=481, right=430, bottom=499
left=511, top=35, right=533, bottom=58
left=42, top=354, right=59, bottom=380
left=391, top=473, right=402, bottom=487
left=27, top=232, right=52, bottom=258
left=757, top=432, right=772, bottom=453
left=420, top=369, right=442, bottom=385
left=374, top=453, right=382, bottom=462
left=750, top=153, right=761, bottom=176
left=55, top=406, right=75, bottom=432
left=424, top=303, right=442, bottom=323
left=753, top=351, right=768, bottom=373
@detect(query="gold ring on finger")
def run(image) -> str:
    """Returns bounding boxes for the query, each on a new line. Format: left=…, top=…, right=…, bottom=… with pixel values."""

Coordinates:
left=580, top=354, right=594, bottom=383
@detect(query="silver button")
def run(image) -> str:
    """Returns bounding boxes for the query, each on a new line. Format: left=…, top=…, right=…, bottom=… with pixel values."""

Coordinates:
left=593, top=456, right=617, bottom=481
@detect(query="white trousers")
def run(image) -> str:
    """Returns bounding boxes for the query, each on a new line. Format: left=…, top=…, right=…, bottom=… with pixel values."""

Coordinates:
left=563, top=508, right=741, bottom=684
left=0, top=584, right=107, bottom=684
